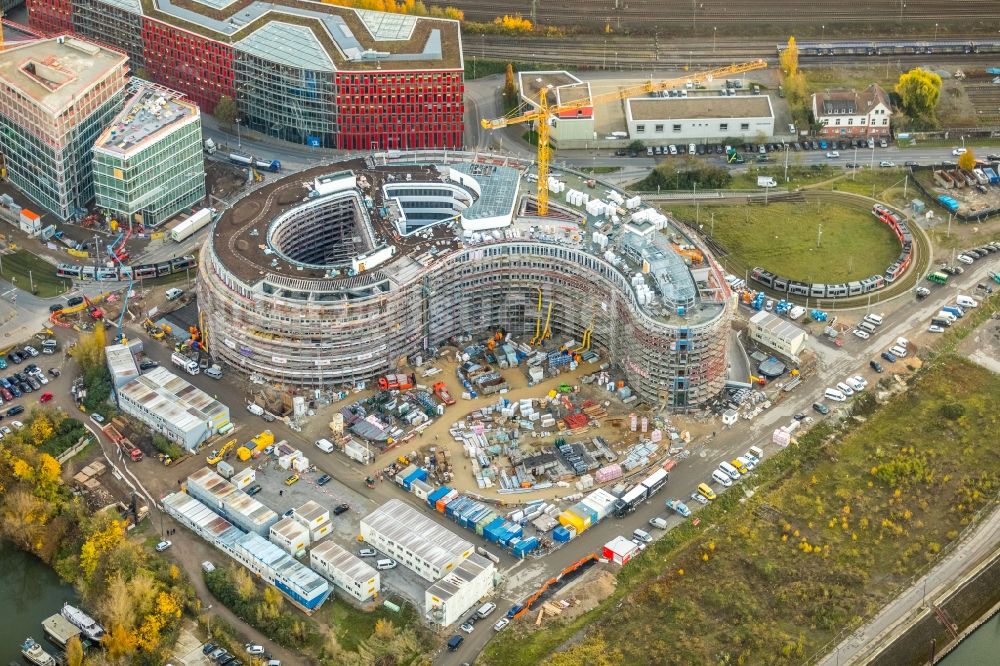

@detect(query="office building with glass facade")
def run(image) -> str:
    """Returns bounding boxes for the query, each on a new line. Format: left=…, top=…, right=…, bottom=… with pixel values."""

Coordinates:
left=0, top=36, right=128, bottom=220
left=93, top=84, right=206, bottom=227
left=26, top=0, right=464, bottom=150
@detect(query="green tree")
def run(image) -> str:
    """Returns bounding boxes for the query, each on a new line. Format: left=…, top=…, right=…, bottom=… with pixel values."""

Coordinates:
left=213, top=95, right=238, bottom=126
left=895, top=68, right=942, bottom=123
left=957, top=149, right=976, bottom=171
left=628, top=139, right=646, bottom=153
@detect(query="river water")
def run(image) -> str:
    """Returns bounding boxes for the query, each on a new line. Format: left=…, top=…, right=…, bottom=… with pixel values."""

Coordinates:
left=0, top=539, right=79, bottom=664
left=940, top=612, right=1000, bottom=665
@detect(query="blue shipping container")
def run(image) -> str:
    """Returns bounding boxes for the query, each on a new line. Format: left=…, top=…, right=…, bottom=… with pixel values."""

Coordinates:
left=446, top=497, right=471, bottom=519
left=553, top=526, right=572, bottom=542
left=427, top=486, right=449, bottom=507
left=402, top=467, right=428, bottom=490
left=484, top=518, right=506, bottom=542
left=512, top=536, right=540, bottom=558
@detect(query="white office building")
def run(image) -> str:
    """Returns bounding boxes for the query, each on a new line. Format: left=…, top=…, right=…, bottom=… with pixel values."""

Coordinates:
left=748, top=310, right=808, bottom=359
left=310, top=541, right=380, bottom=603
left=360, top=499, right=473, bottom=582
left=625, top=95, right=775, bottom=142
left=117, top=367, right=230, bottom=451
left=425, top=553, right=496, bottom=626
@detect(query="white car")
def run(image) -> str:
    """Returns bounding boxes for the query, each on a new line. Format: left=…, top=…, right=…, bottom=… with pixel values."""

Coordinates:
left=952, top=147, right=967, bottom=156
left=155, top=540, right=172, bottom=552
left=10, top=420, right=24, bottom=430
left=879, top=160, right=895, bottom=167
left=493, top=618, right=510, bottom=632
left=711, top=469, right=733, bottom=487
left=0, top=425, right=11, bottom=436
left=846, top=377, right=866, bottom=392
left=689, top=491, right=709, bottom=505
left=851, top=375, right=868, bottom=389
left=836, top=382, right=855, bottom=396
left=736, top=455, right=756, bottom=471
left=245, top=644, right=265, bottom=655
left=460, top=622, right=475, bottom=634
left=826, top=151, right=840, bottom=159
left=853, top=329, right=870, bottom=340
left=928, top=325, right=945, bottom=333
left=956, top=254, right=975, bottom=264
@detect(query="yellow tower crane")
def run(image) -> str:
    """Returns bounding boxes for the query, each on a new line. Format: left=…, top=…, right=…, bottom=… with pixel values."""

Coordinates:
left=480, top=60, right=768, bottom=216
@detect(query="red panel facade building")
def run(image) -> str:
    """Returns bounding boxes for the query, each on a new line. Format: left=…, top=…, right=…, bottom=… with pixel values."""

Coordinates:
left=25, top=0, right=464, bottom=149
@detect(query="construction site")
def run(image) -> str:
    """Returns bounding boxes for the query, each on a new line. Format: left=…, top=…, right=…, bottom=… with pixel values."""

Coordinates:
left=198, top=150, right=735, bottom=419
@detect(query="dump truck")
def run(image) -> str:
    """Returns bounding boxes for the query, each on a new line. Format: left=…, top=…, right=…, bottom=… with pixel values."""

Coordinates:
left=103, top=424, right=143, bottom=461
left=432, top=381, right=455, bottom=406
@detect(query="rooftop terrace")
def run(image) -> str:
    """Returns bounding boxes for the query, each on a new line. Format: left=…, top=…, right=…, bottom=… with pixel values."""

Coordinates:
left=96, top=86, right=198, bottom=154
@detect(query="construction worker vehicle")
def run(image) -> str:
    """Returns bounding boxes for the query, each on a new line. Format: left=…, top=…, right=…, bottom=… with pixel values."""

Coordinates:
left=432, top=381, right=455, bottom=406
left=207, top=438, right=237, bottom=465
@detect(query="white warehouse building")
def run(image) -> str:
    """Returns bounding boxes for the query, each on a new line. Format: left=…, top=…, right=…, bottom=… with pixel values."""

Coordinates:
left=360, top=499, right=474, bottom=582
left=625, top=95, right=775, bottom=142
left=748, top=310, right=808, bottom=359
left=117, top=366, right=230, bottom=451
left=310, top=541, right=380, bottom=603
left=425, top=553, right=496, bottom=627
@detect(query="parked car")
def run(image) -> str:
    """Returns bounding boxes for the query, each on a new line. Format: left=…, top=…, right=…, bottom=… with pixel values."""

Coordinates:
left=90, top=413, right=106, bottom=426
left=870, top=360, right=884, bottom=373
left=245, top=484, right=262, bottom=496
left=928, top=325, right=945, bottom=333
left=245, top=645, right=265, bottom=656
left=333, top=503, right=350, bottom=515
left=956, top=254, right=975, bottom=264
left=905, top=160, right=919, bottom=167
left=853, top=329, right=870, bottom=339
left=284, top=474, right=299, bottom=485
left=689, top=491, right=709, bottom=505
left=493, top=618, right=510, bottom=632
left=48, top=368, right=61, bottom=377
left=139, top=360, right=158, bottom=370
left=23, top=346, right=38, bottom=357
left=813, top=402, right=830, bottom=415
left=6, top=405, right=24, bottom=417
left=460, top=623, right=475, bottom=634
left=697, top=483, right=717, bottom=500
left=358, top=548, right=376, bottom=557
left=203, top=643, right=218, bottom=655
left=39, top=391, right=53, bottom=403
left=316, top=474, right=332, bottom=486
left=155, top=540, right=172, bottom=552
left=881, top=351, right=897, bottom=363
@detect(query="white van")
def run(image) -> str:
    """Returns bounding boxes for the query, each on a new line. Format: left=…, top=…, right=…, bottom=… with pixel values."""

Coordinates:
left=632, top=528, right=653, bottom=543
left=41, top=339, right=58, bottom=349
left=858, top=321, right=876, bottom=334
left=711, top=469, right=733, bottom=487
left=476, top=603, right=497, bottom=619
left=718, top=461, right=741, bottom=480
left=648, top=517, right=668, bottom=529
left=824, top=388, right=847, bottom=402
left=315, top=438, right=335, bottom=453
left=864, top=313, right=884, bottom=326
left=889, top=345, right=908, bottom=358
left=936, top=311, right=957, bottom=323
left=895, top=337, right=910, bottom=349
left=376, top=559, right=397, bottom=570
left=165, top=288, right=184, bottom=301
left=836, top=382, right=855, bottom=396
left=247, top=403, right=265, bottom=416
left=956, top=295, right=979, bottom=308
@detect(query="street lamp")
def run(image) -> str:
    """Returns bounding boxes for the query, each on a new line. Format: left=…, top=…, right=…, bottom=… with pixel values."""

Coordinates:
left=235, top=118, right=242, bottom=149
left=934, top=23, right=938, bottom=40
left=821, top=25, right=825, bottom=41
left=713, top=27, right=717, bottom=54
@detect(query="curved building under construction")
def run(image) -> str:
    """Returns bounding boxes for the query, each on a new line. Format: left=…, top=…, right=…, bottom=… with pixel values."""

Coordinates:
left=198, top=153, right=733, bottom=410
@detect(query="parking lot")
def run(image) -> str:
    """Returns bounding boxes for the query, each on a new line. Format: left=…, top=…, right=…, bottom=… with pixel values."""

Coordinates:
left=236, top=453, right=438, bottom=608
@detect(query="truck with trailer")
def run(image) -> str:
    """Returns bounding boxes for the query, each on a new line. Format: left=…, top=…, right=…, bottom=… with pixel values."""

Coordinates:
left=613, top=484, right=649, bottom=517
left=432, top=381, right=455, bottom=406
left=103, top=424, right=143, bottom=461
left=253, top=157, right=282, bottom=172
left=640, top=468, right=669, bottom=497
left=378, top=373, right=414, bottom=391
left=170, top=208, right=215, bottom=243
left=228, top=152, right=281, bottom=172
left=171, top=352, right=200, bottom=375
left=203, top=138, right=217, bottom=154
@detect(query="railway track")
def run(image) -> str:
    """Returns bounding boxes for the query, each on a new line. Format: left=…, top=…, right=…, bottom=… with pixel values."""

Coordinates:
left=470, top=38, right=1000, bottom=69
left=453, top=0, right=1000, bottom=34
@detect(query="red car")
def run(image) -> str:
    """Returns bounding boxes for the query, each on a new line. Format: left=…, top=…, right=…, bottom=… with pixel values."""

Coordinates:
left=0, top=387, right=11, bottom=402
left=39, top=392, right=53, bottom=403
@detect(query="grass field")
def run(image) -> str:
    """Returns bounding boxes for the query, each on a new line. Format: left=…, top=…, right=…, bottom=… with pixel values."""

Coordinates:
left=665, top=200, right=899, bottom=282
left=485, top=347, right=1000, bottom=666
left=0, top=251, right=67, bottom=297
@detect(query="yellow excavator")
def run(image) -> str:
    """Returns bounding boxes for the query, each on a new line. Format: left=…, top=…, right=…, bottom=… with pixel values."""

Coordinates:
left=207, top=438, right=237, bottom=465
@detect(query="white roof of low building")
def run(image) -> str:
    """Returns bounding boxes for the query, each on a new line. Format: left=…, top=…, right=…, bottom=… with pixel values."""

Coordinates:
left=424, top=553, right=494, bottom=603
left=119, top=366, right=228, bottom=434
left=362, top=498, right=472, bottom=572
left=105, top=343, right=139, bottom=383
left=270, top=516, right=308, bottom=541
left=604, top=535, right=639, bottom=558
left=311, top=540, right=378, bottom=586
left=749, top=310, right=805, bottom=341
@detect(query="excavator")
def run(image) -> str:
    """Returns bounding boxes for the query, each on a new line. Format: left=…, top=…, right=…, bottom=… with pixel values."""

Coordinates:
left=206, top=438, right=237, bottom=465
